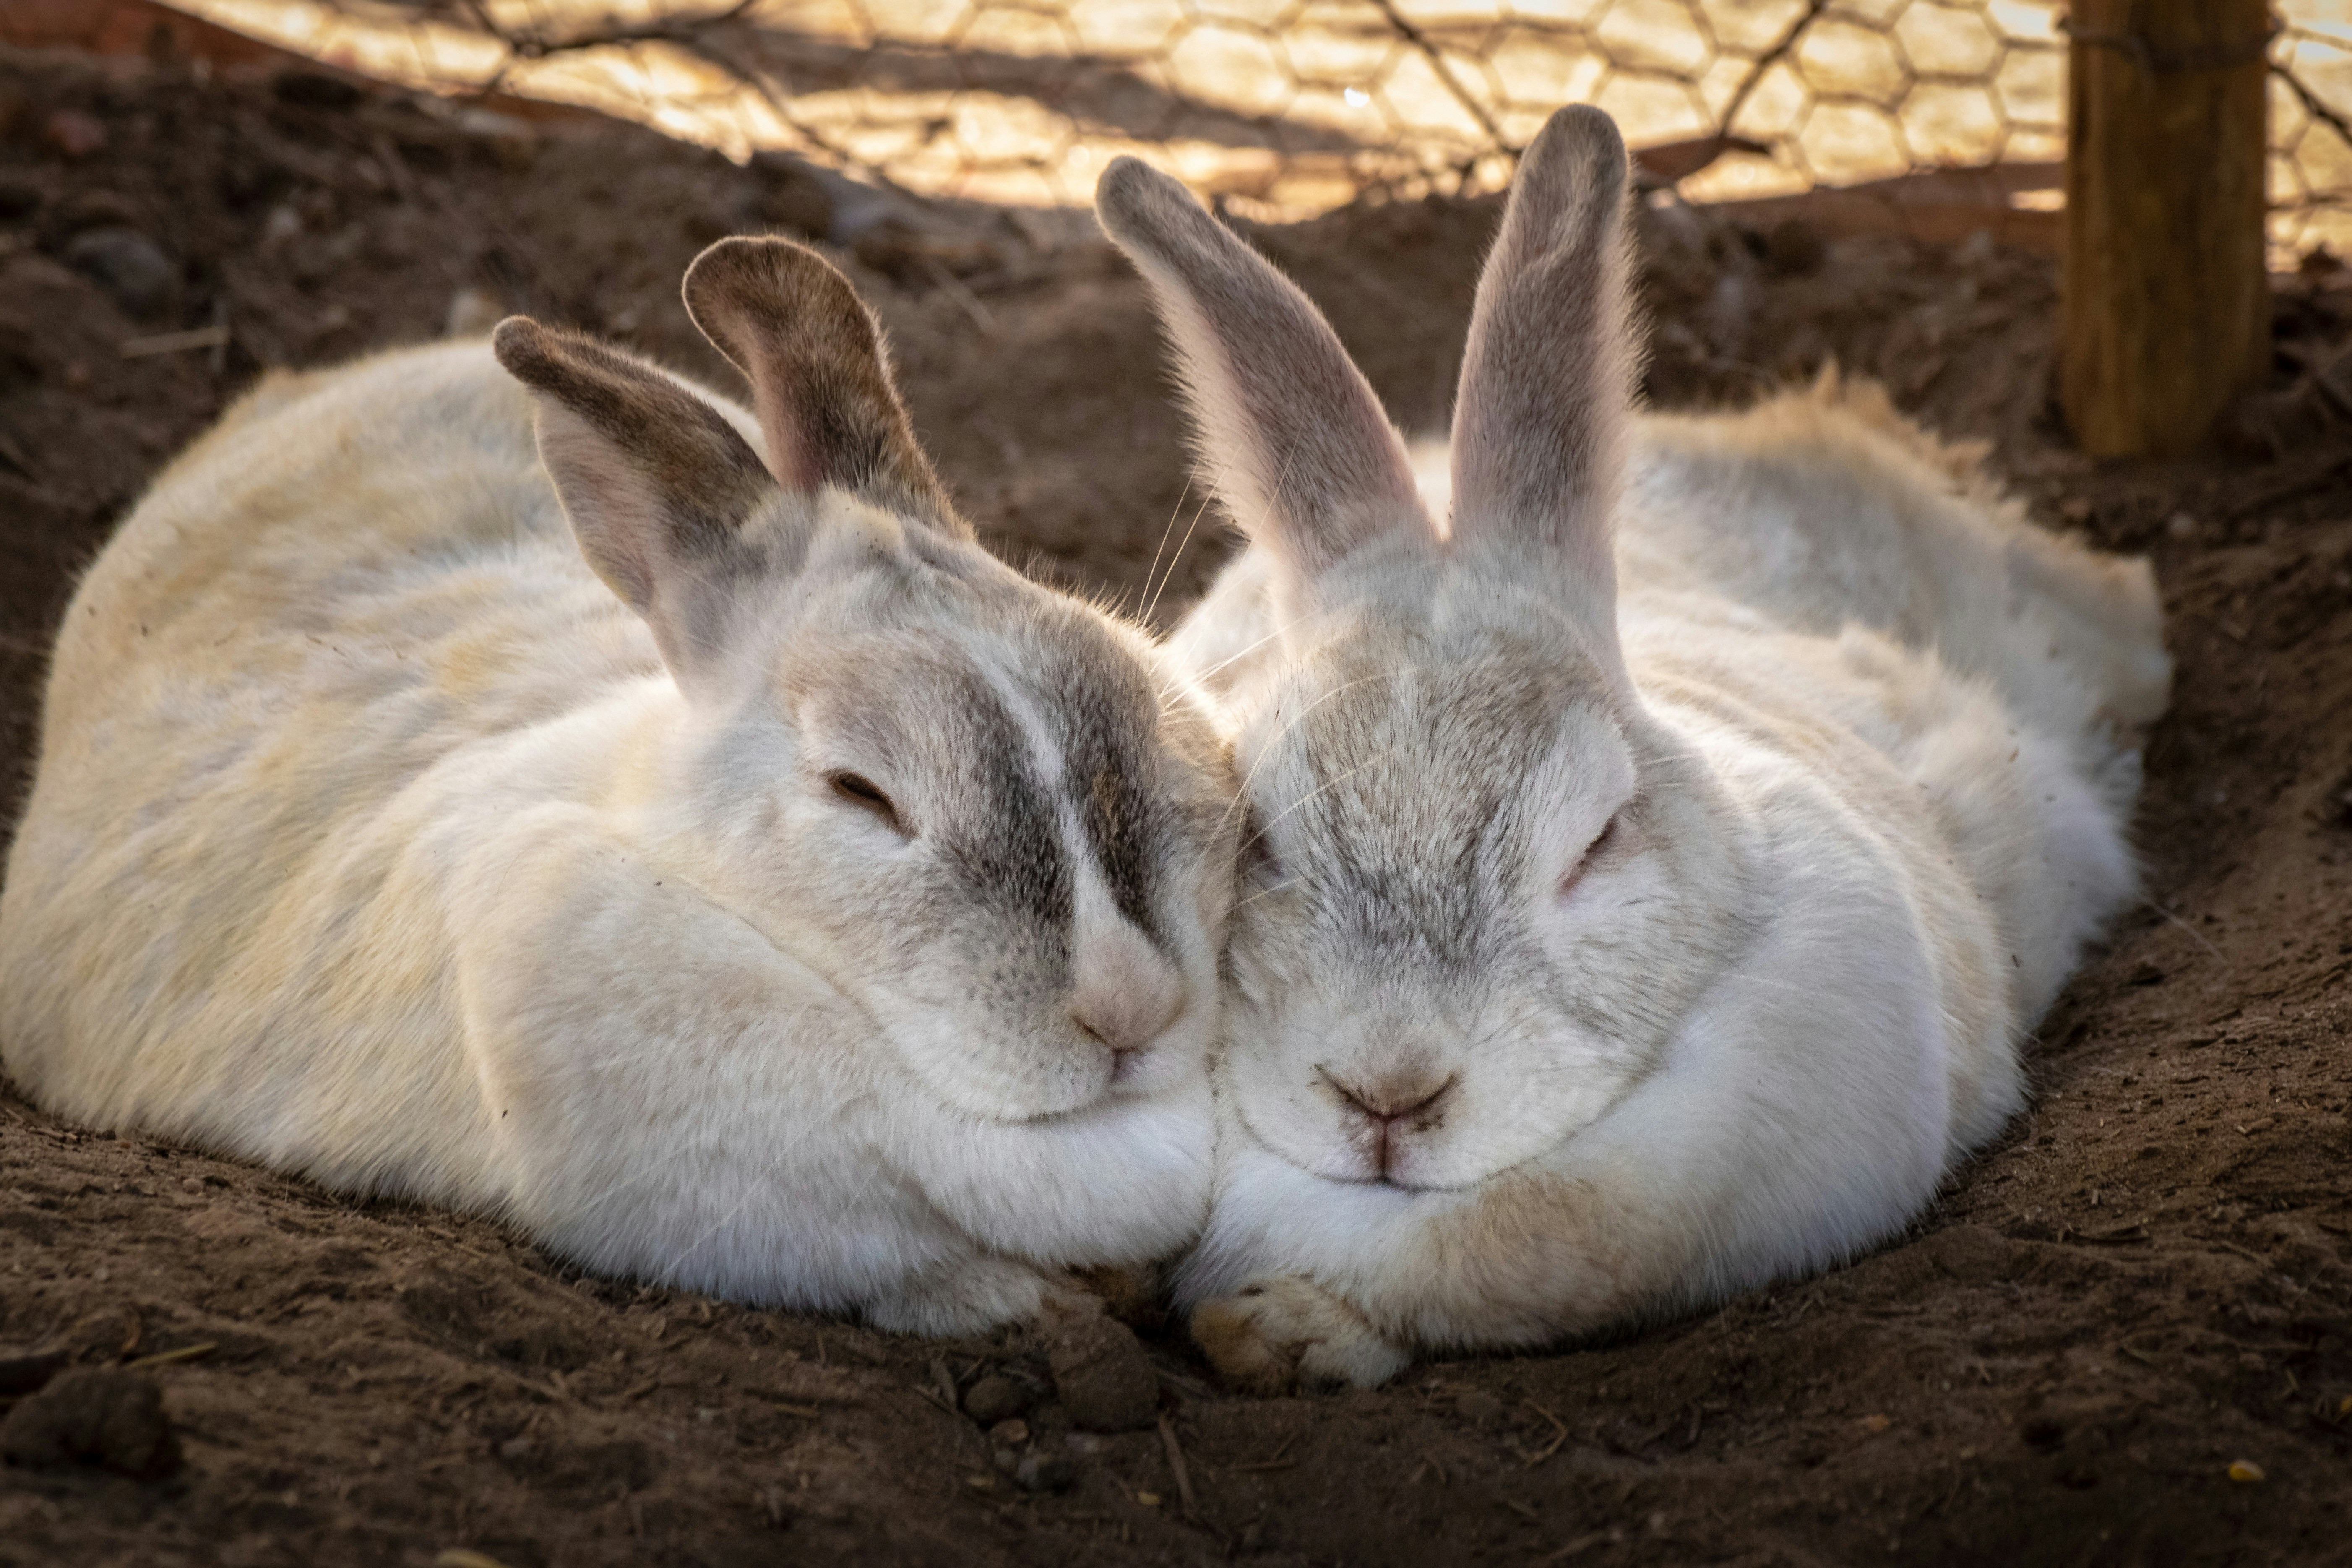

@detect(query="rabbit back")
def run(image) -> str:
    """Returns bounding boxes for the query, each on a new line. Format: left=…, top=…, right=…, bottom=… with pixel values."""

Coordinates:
left=1623, top=372, right=2170, bottom=757
left=0, top=339, right=665, bottom=1177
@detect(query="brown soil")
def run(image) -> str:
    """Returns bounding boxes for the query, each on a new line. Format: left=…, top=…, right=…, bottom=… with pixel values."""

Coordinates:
left=3, top=43, right=2351, bottom=1568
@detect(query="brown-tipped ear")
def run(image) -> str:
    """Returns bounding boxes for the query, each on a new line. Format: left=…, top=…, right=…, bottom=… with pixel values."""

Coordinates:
left=681, top=236, right=964, bottom=537
left=1094, top=156, right=1430, bottom=596
left=1448, top=106, right=1639, bottom=617
left=493, top=315, right=784, bottom=693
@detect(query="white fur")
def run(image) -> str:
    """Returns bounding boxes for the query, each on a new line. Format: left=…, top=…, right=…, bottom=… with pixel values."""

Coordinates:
left=0, top=249, right=1236, bottom=1336
left=1099, top=109, right=2169, bottom=1388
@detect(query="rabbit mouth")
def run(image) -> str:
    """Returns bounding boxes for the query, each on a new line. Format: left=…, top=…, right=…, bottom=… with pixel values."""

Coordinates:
left=1228, top=1086, right=1490, bottom=1194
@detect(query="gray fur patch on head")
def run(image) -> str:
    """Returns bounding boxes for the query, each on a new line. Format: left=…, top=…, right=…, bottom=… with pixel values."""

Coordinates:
left=783, top=552, right=1216, bottom=1003
left=1255, top=617, right=1617, bottom=972
left=1024, top=617, right=1175, bottom=945
left=936, top=662, right=1077, bottom=939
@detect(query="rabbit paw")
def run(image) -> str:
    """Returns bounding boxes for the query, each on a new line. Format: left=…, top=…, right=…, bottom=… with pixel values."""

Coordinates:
left=865, top=1254, right=1068, bottom=1338
left=1190, top=1275, right=1412, bottom=1394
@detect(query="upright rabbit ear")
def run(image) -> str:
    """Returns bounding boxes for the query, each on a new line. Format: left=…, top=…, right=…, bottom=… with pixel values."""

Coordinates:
left=1449, top=107, right=1638, bottom=628
left=493, top=317, right=786, bottom=696
left=682, top=237, right=966, bottom=537
left=1094, top=157, right=1431, bottom=604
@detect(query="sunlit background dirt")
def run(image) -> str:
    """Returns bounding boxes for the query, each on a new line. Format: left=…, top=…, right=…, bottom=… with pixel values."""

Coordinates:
left=158, top=0, right=2352, bottom=255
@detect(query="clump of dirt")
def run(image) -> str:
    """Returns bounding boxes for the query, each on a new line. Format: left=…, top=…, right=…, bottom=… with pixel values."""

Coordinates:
left=3, top=43, right=2351, bottom=1568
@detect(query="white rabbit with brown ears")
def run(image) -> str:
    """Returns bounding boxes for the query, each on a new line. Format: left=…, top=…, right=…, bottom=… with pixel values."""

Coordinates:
left=1095, top=106, right=2170, bottom=1391
left=0, top=238, right=1237, bottom=1336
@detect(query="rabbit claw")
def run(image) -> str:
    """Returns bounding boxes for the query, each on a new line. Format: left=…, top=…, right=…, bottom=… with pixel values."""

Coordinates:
left=1190, top=1275, right=1411, bottom=1394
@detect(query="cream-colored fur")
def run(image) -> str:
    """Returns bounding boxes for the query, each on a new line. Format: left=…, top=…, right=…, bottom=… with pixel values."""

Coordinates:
left=0, top=242, right=1237, bottom=1335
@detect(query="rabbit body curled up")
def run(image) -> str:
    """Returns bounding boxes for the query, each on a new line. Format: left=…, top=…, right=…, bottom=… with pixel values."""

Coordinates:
left=0, top=240, right=1237, bottom=1335
left=1097, top=108, right=2170, bottom=1390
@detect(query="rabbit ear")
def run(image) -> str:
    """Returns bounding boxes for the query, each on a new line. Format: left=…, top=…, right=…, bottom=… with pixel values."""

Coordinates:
left=1448, top=107, right=1638, bottom=617
left=1095, top=157, right=1431, bottom=596
left=683, top=236, right=966, bottom=537
left=493, top=317, right=787, bottom=693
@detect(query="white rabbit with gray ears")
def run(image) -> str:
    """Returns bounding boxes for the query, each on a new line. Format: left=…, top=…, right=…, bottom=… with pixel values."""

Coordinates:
left=0, top=237, right=1237, bottom=1335
left=1094, top=106, right=2169, bottom=1390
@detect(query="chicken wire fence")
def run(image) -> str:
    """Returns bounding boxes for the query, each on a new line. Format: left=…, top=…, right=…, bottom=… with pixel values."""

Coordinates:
left=179, top=0, right=2352, bottom=253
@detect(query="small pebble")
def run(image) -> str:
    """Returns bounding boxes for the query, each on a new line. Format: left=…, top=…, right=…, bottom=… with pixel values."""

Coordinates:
left=0, top=1367, right=180, bottom=1478
left=961, top=1373, right=1028, bottom=1427
left=1013, top=1451, right=1076, bottom=1493
left=42, top=109, right=108, bottom=159
left=2227, top=1459, right=2266, bottom=1482
left=1048, top=1316, right=1158, bottom=1433
left=259, top=205, right=303, bottom=250
left=987, top=1417, right=1029, bottom=1446
left=63, top=227, right=177, bottom=319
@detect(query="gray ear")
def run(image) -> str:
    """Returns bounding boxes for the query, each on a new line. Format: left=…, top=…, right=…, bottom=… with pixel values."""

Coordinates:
left=1448, top=107, right=1639, bottom=618
left=493, top=316, right=782, bottom=693
left=683, top=237, right=966, bottom=537
left=1094, top=157, right=1431, bottom=596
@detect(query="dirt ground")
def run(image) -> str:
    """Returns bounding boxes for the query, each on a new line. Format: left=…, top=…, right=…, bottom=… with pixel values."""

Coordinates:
left=2, top=42, right=2350, bottom=1568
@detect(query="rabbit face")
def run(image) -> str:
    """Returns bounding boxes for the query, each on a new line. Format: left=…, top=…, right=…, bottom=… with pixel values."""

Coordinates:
left=677, top=515, right=1237, bottom=1124
left=1094, top=109, right=1706, bottom=1193
left=1215, top=576, right=1741, bottom=1190
left=496, top=237, right=1237, bottom=1133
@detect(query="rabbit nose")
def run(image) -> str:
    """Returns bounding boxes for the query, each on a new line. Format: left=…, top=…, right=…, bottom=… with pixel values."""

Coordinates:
left=1068, top=925, right=1183, bottom=1055
left=1328, top=1073, right=1452, bottom=1125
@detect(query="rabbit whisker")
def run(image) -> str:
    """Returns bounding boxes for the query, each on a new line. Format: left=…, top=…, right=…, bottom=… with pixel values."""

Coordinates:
left=1134, top=476, right=1193, bottom=623
left=1217, top=666, right=1423, bottom=833
left=1141, top=492, right=1213, bottom=626
left=1240, top=744, right=1408, bottom=858
left=1180, top=607, right=1328, bottom=694
left=1230, top=876, right=1303, bottom=913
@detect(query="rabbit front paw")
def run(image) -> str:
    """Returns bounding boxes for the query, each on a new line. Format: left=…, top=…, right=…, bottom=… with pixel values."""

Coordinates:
left=865, top=1253, right=1071, bottom=1338
left=1190, top=1275, right=1411, bottom=1393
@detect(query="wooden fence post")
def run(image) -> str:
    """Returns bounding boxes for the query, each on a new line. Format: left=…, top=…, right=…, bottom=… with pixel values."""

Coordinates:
left=2060, top=0, right=2271, bottom=459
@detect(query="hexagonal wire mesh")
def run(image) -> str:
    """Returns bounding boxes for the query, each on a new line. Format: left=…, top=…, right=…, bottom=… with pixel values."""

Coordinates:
left=182, top=0, right=2352, bottom=255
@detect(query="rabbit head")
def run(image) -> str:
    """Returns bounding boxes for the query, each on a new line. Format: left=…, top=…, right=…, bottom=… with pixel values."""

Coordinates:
left=492, top=238, right=1235, bottom=1128
left=1098, top=109, right=1748, bottom=1192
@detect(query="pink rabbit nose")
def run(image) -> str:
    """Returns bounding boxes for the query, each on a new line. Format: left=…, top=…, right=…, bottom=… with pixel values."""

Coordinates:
left=1068, top=925, right=1183, bottom=1056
